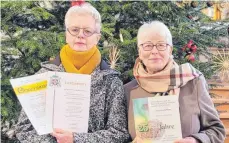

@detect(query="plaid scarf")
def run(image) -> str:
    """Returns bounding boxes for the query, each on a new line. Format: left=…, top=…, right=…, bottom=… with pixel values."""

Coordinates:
left=133, top=57, right=201, bottom=95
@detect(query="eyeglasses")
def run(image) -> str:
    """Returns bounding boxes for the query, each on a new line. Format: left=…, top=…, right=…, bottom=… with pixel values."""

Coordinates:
left=139, top=43, right=169, bottom=51
left=67, top=27, right=99, bottom=37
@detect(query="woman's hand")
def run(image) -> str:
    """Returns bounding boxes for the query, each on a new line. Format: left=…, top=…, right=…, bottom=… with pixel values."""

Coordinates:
left=51, top=128, right=74, bottom=143
left=174, top=137, right=199, bottom=143
left=131, top=136, right=147, bottom=143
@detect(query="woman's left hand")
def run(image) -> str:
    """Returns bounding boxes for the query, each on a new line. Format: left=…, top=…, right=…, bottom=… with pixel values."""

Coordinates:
left=51, top=128, right=74, bottom=143
left=174, top=137, right=199, bottom=143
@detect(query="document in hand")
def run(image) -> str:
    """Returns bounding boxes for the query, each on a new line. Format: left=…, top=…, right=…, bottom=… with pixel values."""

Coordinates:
left=133, top=95, right=182, bottom=143
left=10, top=73, right=48, bottom=135
left=46, top=71, right=91, bottom=133
left=10, top=71, right=91, bottom=135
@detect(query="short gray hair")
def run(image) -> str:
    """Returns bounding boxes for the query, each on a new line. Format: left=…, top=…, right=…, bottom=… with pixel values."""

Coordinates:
left=65, top=2, right=102, bottom=32
left=137, top=21, right=173, bottom=46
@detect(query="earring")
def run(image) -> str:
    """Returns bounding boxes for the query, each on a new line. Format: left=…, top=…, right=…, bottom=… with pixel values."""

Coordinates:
left=170, top=55, right=174, bottom=59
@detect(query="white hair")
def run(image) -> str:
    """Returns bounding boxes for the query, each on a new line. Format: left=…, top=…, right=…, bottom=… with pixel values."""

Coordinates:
left=65, top=2, right=102, bottom=32
left=137, top=21, right=173, bottom=46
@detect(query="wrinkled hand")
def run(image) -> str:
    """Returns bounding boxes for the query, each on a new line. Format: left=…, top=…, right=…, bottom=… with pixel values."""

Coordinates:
left=174, top=137, right=199, bottom=143
left=51, top=128, right=73, bottom=143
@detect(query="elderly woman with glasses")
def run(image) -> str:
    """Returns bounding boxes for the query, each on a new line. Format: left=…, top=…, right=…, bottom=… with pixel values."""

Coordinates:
left=14, top=2, right=129, bottom=143
left=125, top=21, right=225, bottom=143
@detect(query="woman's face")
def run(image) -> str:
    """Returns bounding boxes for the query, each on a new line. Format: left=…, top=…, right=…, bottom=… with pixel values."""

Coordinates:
left=138, top=30, right=173, bottom=74
left=66, top=13, right=100, bottom=51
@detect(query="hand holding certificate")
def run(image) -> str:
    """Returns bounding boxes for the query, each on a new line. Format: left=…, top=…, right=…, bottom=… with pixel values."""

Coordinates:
left=10, top=71, right=91, bottom=135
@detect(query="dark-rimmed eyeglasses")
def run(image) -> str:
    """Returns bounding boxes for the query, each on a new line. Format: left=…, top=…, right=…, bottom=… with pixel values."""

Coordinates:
left=139, top=43, right=169, bottom=51
left=67, top=27, right=99, bottom=37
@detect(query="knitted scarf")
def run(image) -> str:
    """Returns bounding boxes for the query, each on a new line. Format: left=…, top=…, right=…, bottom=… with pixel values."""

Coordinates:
left=60, top=44, right=101, bottom=74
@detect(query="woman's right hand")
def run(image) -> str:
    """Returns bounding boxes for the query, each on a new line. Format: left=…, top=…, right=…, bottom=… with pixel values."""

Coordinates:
left=51, top=128, right=74, bottom=143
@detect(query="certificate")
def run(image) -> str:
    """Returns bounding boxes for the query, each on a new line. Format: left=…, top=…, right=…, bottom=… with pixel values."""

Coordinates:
left=133, top=95, right=182, bottom=143
left=10, top=73, right=49, bottom=135
left=46, top=71, right=91, bottom=133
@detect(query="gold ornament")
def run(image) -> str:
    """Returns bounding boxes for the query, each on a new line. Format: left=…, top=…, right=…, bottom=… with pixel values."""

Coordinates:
left=212, top=49, right=229, bottom=82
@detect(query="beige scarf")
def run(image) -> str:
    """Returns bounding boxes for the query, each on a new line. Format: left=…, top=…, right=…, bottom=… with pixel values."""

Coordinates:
left=133, top=57, right=201, bottom=95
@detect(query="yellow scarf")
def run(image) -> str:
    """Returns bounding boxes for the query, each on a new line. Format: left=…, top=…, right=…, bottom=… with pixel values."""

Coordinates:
left=60, top=44, right=101, bottom=74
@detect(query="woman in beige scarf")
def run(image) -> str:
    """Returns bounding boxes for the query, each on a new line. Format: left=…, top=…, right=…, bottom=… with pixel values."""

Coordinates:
left=125, top=21, right=225, bottom=143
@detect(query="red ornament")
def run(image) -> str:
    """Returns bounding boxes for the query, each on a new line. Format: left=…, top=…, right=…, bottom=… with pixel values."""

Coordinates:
left=187, top=40, right=193, bottom=48
left=182, top=40, right=197, bottom=62
left=185, top=54, right=195, bottom=62
left=71, top=0, right=85, bottom=7
left=190, top=45, right=197, bottom=53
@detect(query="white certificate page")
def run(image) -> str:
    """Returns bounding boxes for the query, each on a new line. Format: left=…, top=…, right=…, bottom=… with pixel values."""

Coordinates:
left=148, top=95, right=182, bottom=143
left=46, top=71, right=91, bottom=133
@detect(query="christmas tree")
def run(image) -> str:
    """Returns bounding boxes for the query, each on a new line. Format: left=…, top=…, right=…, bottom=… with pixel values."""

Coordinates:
left=1, top=1, right=228, bottom=141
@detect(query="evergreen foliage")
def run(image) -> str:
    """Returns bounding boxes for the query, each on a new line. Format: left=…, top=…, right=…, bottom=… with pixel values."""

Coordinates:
left=1, top=1, right=228, bottom=141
